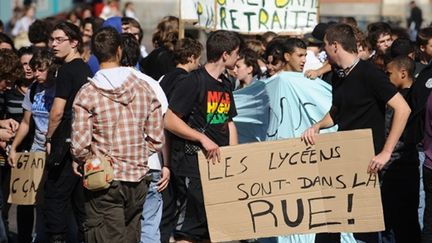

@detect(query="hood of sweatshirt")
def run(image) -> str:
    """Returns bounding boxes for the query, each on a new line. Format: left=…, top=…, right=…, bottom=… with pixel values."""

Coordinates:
left=90, top=67, right=137, bottom=105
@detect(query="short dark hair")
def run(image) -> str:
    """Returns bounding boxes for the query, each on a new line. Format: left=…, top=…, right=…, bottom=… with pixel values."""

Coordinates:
left=18, top=46, right=34, bottom=58
left=174, top=38, right=203, bottom=65
left=367, top=22, right=392, bottom=50
left=92, top=27, right=121, bottom=63
left=239, top=48, right=262, bottom=78
left=417, top=27, right=432, bottom=47
left=390, top=38, right=414, bottom=58
left=325, top=23, right=358, bottom=54
left=30, top=48, right=60, bottom=82
left=0, top=33, right=15, bottom=51
left=387, top=55, right=415, bottom=79
left=391, top=26, right=410, bottom=40
left=52, top=21, right=84, bottom=54
left=120, top=33, right=140, bottom=67
left=264, top=37, right=286, bottom=64
left=82, top=17, right=104, bottom=34
left=282, top=38, right=307, bottom=54
left=206, top=30, right=241, bottom=63
left=416, top=27, right=432, bottom=63
left=29, top=20, right=52, bottom=45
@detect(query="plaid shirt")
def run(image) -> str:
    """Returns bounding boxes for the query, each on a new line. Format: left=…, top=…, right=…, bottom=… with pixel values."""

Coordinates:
left=71, top=71, right=164, bottom=182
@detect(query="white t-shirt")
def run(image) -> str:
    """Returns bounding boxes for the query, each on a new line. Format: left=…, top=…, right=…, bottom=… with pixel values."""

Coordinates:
left=131, top=68, right=168, bottom=170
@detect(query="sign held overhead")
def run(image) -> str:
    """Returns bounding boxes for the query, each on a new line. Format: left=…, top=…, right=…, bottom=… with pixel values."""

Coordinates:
left=187, top=0, right=319, bottom=34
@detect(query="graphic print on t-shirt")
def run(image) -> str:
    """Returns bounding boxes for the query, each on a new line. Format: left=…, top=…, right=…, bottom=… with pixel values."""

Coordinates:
left=32, top=92, right=54, bottom=132
left=207, top=90, right=230, bottom=124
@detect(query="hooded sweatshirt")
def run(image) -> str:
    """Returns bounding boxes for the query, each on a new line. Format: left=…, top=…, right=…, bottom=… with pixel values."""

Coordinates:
left=71, top=67, right=164, bottom=182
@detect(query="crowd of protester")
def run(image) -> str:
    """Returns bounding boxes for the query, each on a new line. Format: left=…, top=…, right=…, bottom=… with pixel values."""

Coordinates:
left=0, top=0, right=430, bottom=243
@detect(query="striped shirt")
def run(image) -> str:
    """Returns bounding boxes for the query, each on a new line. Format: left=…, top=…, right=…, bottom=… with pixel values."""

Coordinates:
left=5, top=87, right=25, bottom=122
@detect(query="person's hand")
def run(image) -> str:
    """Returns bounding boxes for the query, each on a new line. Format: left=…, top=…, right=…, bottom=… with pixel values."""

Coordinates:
left=301, top=124, right=320, bottom=145
left=0, top=119, right=19, bottom=132
left=304, top=69, right=321, bottom=80
left=72, top=161, right=82, bottom=177
left=157, top=166, right=171, bottom=192
left=46, top=141, right=51, bottom=155
left=0, top=129, right=15, bottom=142
left=368, top=151, right=391, bottom=173
left=0, top=142, right=7, bottom=150
left=8, top=148, right=17, bottom=167
left=199, top=134, right=220, bottom=164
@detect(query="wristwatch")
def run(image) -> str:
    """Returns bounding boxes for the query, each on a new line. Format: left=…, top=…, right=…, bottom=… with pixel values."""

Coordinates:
left=46, top=137, right=52, bottom=143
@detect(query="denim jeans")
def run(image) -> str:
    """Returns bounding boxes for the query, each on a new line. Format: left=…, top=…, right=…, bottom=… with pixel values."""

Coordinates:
left=423, top=166, right=432, bottom=243
left=141, top=170, right=162, bottom=243
left=419, top=150, right=426, bottom=229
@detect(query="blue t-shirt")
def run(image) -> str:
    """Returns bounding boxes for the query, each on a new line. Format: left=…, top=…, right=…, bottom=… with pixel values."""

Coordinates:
left=22, top=83, right=55, bottom=151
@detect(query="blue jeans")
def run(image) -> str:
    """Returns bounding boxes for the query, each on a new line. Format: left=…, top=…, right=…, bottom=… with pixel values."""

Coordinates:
left=419, top=151, right=426, bottom=229
left=141, top=170, right=162, bottom=243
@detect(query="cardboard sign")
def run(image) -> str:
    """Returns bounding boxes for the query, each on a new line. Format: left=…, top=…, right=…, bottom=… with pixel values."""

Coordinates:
left=198, top=129, right=384, bottom=242
left=8, top=152, right=46, bottom=205
left=191, top=0, right=318, bottom=34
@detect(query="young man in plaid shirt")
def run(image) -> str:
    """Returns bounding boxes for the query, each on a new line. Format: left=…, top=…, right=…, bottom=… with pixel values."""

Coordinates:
left=71, top=27, right=165, bottom=242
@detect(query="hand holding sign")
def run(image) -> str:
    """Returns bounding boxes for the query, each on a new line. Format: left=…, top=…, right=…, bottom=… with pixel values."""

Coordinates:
left=301, top=123, right=320, bottom=145
left=199, top=134, right=220, bottom=164
left=8, top=148, right=18, bottom=168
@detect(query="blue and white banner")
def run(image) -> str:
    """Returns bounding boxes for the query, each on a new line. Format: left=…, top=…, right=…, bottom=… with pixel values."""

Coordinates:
left=233, top=71, right=337, bottom=143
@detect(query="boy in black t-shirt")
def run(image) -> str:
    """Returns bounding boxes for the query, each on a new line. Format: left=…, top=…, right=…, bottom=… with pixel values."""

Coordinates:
left=164, top=30, right=240, bottom=242
left=380, top=56, right=421, bottom=242
left=160, top=37, right=203, bottom=99
left=302, top=24, right=411, bottom=243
